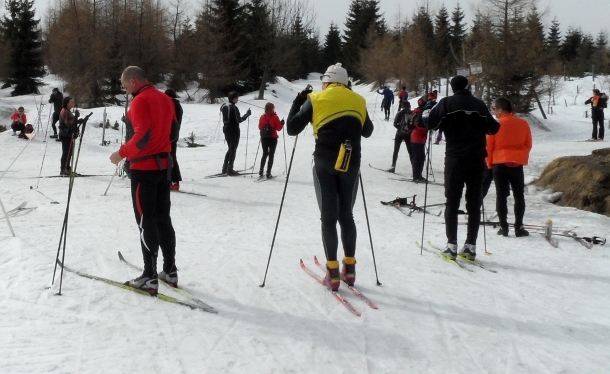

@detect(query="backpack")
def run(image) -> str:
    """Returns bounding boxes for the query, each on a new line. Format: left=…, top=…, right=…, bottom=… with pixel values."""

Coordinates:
left=396, top=110, right=414, bottom=136
left=600, top=93, right=608, bottom=109
left=260, top=121, right=273, bottom=138
left=25, top=124, right=33, bottom=134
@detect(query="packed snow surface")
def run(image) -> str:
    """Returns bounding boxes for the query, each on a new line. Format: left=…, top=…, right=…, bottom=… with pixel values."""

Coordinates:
left=1, top=74, right=609, bottom=373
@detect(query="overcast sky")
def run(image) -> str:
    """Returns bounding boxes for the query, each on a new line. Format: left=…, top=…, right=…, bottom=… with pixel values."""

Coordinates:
left=309, top=0, right=608, bottom=38
left=30, top=0, right=607, bottom=39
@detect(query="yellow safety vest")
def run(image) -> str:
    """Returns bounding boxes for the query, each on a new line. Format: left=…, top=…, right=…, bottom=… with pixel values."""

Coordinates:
left=309, top=84, right=367, bottom=138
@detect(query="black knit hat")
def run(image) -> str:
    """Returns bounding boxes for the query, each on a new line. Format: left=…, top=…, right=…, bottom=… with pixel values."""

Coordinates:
left=450, top=75, right=470, bottom=93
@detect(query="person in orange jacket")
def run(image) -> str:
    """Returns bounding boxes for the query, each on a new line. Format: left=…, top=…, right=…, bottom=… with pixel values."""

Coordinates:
left=486, top=97, right=532, bottom=237
left=257, top=102, right=284, bottom=178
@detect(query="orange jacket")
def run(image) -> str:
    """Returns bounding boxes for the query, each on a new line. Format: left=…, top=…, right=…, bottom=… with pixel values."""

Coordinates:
left=486, top=113, right=532, bottom=169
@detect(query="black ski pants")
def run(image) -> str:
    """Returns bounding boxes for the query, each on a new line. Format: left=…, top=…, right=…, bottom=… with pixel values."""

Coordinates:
left=592, top=114, right=605, bottom=140
left=223, top=131, right=240, bottom=172
left=59, top=135, right=74, bottom=173
left=312, top=155, right=360, bottom=262
left=130, top=169, right=176, bottom=277
left=171, top=140, right=182, bottom=183
left=493, top=164, right=526, bottom=229
left=411, top=142, right=426, bottom=179
left=444, top=156, right=485, bottom=245
left=392, top=131, right=412, bottom=167
left=52, top=111, right=60, bottom=135
left=259, top=137, right=278, bottom=174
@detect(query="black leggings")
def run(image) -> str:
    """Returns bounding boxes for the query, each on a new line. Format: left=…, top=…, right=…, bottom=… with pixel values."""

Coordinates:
left=493, top=164, right=525, bottom=228
left=259, top=137, right=278, bottom=174
left=592, top=116, right=605, bottom=140
left=392, top=131, right=412, bottom=167
left=130, top=170, right=176, bottom=277
left=444, top=157, right=485, bottom=245
left=312, top=155, right=360, bottom=261
left=411, top=142, right=426, bottom=179
left=52, top=112, right=60, bottom=134
left=171, top=141, right=181, bottom=183
left=60, top=136, right=74, bottom=172
left=223, top=131, right=240, bottom=171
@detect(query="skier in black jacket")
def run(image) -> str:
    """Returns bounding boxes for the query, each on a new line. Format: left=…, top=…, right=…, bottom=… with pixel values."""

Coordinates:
left=165, top=89, right=183, bottom=190
left=48, top=88, right=63, bottom=138
left=427, top=75, right=500, bottom=261
left=220, top=91, right=251, bottom=175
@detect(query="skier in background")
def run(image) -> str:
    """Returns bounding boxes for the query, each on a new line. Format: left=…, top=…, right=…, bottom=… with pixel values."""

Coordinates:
left=220, top=92, right=251, bottom=175
left=377, top=86, right=394, bottom=120
left=427, top=75, right=500, bottom=261
left=48, top=88, right=63, bottom=139
left=165, top=89, right=183, bottom=190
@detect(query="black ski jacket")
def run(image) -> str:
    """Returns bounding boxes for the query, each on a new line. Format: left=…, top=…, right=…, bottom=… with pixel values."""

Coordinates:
left=427, top=90, right=499, bottom=159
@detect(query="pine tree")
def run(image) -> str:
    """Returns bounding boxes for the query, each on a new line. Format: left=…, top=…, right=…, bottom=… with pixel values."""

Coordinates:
left=342, top=0, right=385, bottom=78
left=434, top=5, right=452, bottom=75
left=449, top=2, right=467, bottom=65
left=594, top=31, right=609, bottom=74
left=321, top=23, right=342, bottom=70
left=0, top=0, right=44, bottom=96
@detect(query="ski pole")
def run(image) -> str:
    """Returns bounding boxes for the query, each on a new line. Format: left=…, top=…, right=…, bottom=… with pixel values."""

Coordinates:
left=0, top=196, right=15, bottom=237
left=250, top=139, right=261, bottom=177
left=481, top=203, right=490, bottom=255
left=104, top=160, right=123, bottom=196
left=0, top=136, right=36, bottom=182
left=259, top=135, right=299, bottom=288
left=419, top=133, right=434, bottom=255
left=43, top=105, right=52, bottom=142
left=282, top=123, right=287, bottom=175
left=359, top=174, right=382, bottom=286
left=35, top=121, right=53, bottom=188
left=244, top=115, right=250, bottom=171
left=52, top=113, right=92, bottom=294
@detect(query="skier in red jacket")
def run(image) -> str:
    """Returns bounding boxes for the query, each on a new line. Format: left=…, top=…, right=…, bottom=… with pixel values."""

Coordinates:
left=110, top=66, right=178, bottom=296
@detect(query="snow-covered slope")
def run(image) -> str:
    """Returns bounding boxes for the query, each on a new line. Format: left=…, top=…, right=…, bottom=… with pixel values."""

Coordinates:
left=1, top=74, right=609, bottom=373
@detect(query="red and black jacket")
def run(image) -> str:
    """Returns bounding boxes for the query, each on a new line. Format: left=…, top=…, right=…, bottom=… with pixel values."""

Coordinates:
left=119, top=83, right=177, bottom=170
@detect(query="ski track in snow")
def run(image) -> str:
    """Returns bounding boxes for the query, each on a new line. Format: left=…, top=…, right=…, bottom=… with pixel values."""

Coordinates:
left=1, top=74, right=610, bottom=372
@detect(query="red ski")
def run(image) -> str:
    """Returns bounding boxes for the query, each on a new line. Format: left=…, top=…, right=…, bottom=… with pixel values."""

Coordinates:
left=300, top=259, right=361, bottom=317
left=313, top=256, right=378, bottom=309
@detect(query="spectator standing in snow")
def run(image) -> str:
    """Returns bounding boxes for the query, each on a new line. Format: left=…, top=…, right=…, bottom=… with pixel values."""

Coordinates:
left=584, top=89, right=607, bottom=141
left=287, top=63, right=374, bottom=292
left=10, top=107, right=27, bottom=138
left=220, top=92, right=251, bottom=175
left=487, top=97, right=532, bottom=237
left=257, top=102, right=284, bottom=178
left=109, top=66, right=178, bottom=296
left=48, top=88, right=63, bottom=139
left=427, top=75, right=500, bottom=261
left=398, top=86, right=409, bottom=109
left=377, top=86, right=394, bottom=120
left=165, top=89, right=182, bottom=190
left=410, top=98, right=428, bottom=182
left=58, top=97, right=80, bottom=175
left=388, top=102, right=413, bottom=173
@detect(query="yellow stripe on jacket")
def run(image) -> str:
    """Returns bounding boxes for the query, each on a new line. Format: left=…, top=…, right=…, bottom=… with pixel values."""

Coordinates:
left=309, top=84, right=367, bottom=138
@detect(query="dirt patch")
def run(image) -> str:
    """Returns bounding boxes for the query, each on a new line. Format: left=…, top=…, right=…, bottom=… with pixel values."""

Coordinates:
left=532, top=148, right=610, bottom=216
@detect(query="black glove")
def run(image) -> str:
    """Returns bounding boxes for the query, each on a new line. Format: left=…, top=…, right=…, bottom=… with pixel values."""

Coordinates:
left=246, top=108, right=251, bottom=116
left=281, top=119, right=285, bottom=125
left=74, top=109, right=80, bottom=118
left=299, top=86, right=313, bottom=99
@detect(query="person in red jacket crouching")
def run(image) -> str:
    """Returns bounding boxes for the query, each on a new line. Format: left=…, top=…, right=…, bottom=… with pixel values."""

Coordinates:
left=10, top=107, right=27, bottom=138
left=487, top=97, right=532, bottom=237
left=257, top=102, right=284, bottom=178
left=109, top=66, right=179, bottom=296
